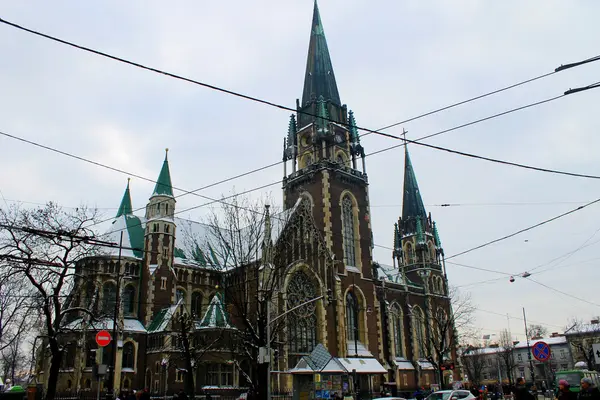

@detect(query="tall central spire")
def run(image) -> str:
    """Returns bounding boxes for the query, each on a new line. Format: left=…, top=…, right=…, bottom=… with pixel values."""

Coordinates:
left=402, top=148, right=427, bottom=220
left=301, top=1, right=341, bottom=107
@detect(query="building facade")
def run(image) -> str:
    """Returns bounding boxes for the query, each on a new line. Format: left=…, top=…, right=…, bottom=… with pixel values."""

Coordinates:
left=37, top=2, right=459, bottom=397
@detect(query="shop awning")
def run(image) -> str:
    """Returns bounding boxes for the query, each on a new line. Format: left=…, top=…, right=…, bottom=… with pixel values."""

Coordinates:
left=321, top=358, right=347, bottom=374
left=338, top=357, right=387, bottom=374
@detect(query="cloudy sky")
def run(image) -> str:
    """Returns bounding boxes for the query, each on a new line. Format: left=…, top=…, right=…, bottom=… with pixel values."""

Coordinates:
left=1, top=1, right=599, bottom=341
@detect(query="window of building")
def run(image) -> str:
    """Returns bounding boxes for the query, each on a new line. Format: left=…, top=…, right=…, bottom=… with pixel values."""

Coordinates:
left=346, top=291, right=359, bottom=344
left=85, top=379, right=91, bottom=389
left=191, top=292, right=203, bottom=318
left=123, top=285, right=136, bottom=316
left=161, top=277, right=167, bottom=290
left=153, top=381, right=159, bottom=392
left=413, top=307, right=425, bottom=359
left=85, top=342, right=96, bottom=368
left=560, top=349, right=566, bottom=359
left=406, top=243, right=415, bottom=264
left=165, top=225, right=170, bottom=233
left=102, top=282, right=117, bottom=314
left=153, top=224, right=158, bottom=233
left=62, top=344, right=76, bottom=369
left=206, top=364, right=233, bottom=386
left=122, top=342, right=135, bottom=369
left=166, top=204, right=169, bottom=215
left=393, top=306, right=404, bottom=358
left=517, top=353, right=523, bottom=362
left=287, top=271, right=317, bottom=367
left=342, top=195, right=357, bottom=267
left=176, top=370, right=185, bottom=382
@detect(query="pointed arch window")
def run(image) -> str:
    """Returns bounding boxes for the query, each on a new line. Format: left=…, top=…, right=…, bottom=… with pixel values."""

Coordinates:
left=102, top=282, right=117, bottom=314
left=406, top=243, right=416, bottom=265
left=287, top=271, right=317, bottom=367
left=392, top=305, right=404, bottom=358
left=123, top=285, right=136, bottom=316
left=346, top=291, right=359, bottom=343
left=413, top=306, right=426, bottom=359
left=191, top=292, right=203, bottom=317
left=342, top=195, right=357, bottom=267
left=122, top=342, right=135, bottom=369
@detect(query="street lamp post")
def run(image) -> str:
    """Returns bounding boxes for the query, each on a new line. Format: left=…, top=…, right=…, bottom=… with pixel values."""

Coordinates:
left=522, top=308, right=535, bottom=385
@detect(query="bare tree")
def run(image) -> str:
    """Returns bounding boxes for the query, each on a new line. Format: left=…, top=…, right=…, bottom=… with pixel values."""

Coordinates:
left=497, top=329, right=516, bottom=386
left=462, top=346, right=486, bottom=389
left=0, top=331, right=28, bottom=385
left=418, top=286, right=475, bottom=387
left=0, top=203, right=103, bottom=400
left=0, top=272, right=32, bottom=352
left=527, top=324, right=548, bottom=339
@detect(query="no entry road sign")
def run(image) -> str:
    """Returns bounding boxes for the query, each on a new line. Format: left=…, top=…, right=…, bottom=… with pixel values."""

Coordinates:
left=532, top=341, right=551, bottom=362
left=96, top=330, right=112, bottom=347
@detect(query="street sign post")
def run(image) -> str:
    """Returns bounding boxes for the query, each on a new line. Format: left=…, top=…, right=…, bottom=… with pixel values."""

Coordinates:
left=532, top=341, right=551, bottom=362
left=592, top=343, right=600, bottom=364
left=96, top=330, right=112, bottom=347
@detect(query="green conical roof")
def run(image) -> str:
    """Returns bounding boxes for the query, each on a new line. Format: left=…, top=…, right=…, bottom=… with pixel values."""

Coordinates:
left=152, top=149, right=173, bottom=197
left=115, top=179, right=133, bottom=218
left=197, top=293, right=232, bottom=329
left=348, top=110, right=360, bottom=143
left=301, top=1, right=341, bottom=106
left=402, top=147, right=427, bottom=220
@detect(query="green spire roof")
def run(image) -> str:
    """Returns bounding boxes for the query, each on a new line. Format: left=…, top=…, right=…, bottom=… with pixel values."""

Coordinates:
left=152, top=149, right=174, bottom=197
left=402, top=147, right=427, bottom=220
left=316, top=96, right=330, bottom=135
left=301, top=1, right=341, bottom=106
left=197, top=293, right=232, bottom=330
left=348, top=110, right=360, bottom=143
left=115, top=179, right=133, bottom=218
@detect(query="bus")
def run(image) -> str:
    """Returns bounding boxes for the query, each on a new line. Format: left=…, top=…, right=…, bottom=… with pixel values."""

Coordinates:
left=556, top=369, right=600, bottom=393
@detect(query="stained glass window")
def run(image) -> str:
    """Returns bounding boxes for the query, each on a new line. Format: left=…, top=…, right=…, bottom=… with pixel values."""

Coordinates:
left=123, top=285, right=135, bottom=315
left=287, top=271, right=317, bottom=366
left=342, top=195, right=356, bottom=266
left=346, top=292, right=359, bottom=343
left=393, top=306, right=404, bottom=358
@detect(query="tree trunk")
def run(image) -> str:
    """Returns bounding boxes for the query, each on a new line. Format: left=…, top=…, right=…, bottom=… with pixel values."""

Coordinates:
left=437, top=367, right=444, bottom=389
left=45, top=343, right=63, bottom=400
left=256, top=362, right=269, bottom=400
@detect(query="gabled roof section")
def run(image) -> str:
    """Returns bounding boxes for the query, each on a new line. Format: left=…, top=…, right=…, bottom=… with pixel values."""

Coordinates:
left=197, top=293, right=233, bottom=330
left=116, top=179, right=133, bottom=218
left=402, top=147, right=427, bottom=220
left=152, top=149, right=174, bottom=197
left=301, top=1, right=341, bottom=107
left=147, top=302, right=180, bottom=333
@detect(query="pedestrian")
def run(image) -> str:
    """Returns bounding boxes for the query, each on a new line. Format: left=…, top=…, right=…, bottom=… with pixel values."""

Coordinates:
left=513, top=378, right=534, bottom=400
left=556, top=380, right=576, bottom=400
left=140, top=388, right=151, bottom=400
left=578, top=378, right=600, bottom=400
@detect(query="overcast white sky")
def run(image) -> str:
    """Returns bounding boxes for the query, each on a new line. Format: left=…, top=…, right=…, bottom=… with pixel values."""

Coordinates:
left=1, top=1, right=599, bottom=342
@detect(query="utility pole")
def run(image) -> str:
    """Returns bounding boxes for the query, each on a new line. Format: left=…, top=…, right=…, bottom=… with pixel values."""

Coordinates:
left=107, top=232, right=123, bottom=398
left=522, top=308, right=535, bottom=385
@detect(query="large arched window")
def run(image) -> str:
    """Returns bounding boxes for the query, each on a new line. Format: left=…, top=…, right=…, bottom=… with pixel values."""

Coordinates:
left=392, top=305, right=404, bottom=358
left=346, top=291, right=359, bottom=343
left=122, top=342, right=135, bottom=369
left=191, top=292, right=203, bottom=317
left=85, top=340, right=96, bottom=368
left=102, top=282, right=117, bottom=314
left=287, top=271, right=317, bottom=367
left=342, top=195, right=357, bottom=267
left=123, top=285, right=136, bottom=316
left=406, top=243, right=415, bottom=265
left=412, top=306, right=426, bottom=359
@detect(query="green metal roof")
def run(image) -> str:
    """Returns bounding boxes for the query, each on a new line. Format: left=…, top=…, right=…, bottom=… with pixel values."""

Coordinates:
left=402, top=147, right=427, bottom=220
left=348, top=110, right=360, bottom=143
left=116, top=180, right=133, bottom=218
left=197, top=293, right=232, bottom=329
left=147, top=307, right=169, bottom=332
left=152, top=150, right=174, bottom=197
left=301, top=1, right=341, bottom=107
left=124, top=215, right=145, bottom=258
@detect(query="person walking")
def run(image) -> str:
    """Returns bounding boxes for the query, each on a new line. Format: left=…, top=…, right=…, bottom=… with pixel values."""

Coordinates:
left=578, top=378, right=600, bottom=400
left=513, top=378, right=534, bottom=400
left=556, top=380, right=576, bottom=400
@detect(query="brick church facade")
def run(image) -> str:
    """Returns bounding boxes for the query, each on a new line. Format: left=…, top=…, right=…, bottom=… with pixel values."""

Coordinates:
left=36, top=2, right=459, bottom=397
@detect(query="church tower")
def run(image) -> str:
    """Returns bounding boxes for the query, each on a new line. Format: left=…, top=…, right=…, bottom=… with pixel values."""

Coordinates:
left=393, top=147, right=446, bottom=293
left=142, top=150, right=177, bottom=324
left=282, top=1, right=371, bottom=277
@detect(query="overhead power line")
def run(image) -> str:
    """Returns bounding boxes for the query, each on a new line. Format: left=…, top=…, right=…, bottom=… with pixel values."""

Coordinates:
left=445, top=198, right=600, bottom=260
left=2, top=15, right=600, bottom=193
left=528, top=277, right=600, bottom=308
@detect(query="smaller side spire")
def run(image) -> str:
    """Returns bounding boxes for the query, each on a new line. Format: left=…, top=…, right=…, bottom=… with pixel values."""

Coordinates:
left=152, top=148, right=174, bottom=197
left=316, top=96, right=330, bottom=137
left=402, top=147, right=427, bottom=220
left=116, top=178, right=133, bottom=218
left=348, top=110, right=360, bottom=144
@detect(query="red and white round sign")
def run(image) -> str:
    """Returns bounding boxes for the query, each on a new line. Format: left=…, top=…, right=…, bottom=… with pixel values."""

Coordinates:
left=95, top=330, right=112, bottom=347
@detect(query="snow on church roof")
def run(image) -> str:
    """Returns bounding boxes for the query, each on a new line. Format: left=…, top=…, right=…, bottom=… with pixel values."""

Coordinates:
left=196, top=294, right=233, bottom=330
left=102, top=197, right=302, bottom=271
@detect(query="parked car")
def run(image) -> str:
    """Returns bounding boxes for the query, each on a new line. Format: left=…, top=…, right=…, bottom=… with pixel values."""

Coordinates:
left=426, top=390, right=475, bottom=400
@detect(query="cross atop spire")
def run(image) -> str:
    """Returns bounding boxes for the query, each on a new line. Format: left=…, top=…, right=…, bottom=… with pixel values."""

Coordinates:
left=301, top=1, right=341, bottom=107
left=115, top=178, right=133, bottom=218
left=402, top=147, right=427, bottom=220
left=152, top=149, right=174, bottom=197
